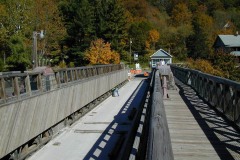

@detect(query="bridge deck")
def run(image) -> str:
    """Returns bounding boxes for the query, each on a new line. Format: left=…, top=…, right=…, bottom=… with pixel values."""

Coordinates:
left=164, top=79, right=240, bottom=160
left=27, top=77, right=148, bottom=160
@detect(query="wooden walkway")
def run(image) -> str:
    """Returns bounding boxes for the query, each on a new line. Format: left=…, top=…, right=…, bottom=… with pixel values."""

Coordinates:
left=164, top=79, right=240, bottom=160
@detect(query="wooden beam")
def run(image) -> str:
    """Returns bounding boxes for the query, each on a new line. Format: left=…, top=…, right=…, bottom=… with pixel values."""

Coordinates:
left=147, top=70, right=174, bottom=160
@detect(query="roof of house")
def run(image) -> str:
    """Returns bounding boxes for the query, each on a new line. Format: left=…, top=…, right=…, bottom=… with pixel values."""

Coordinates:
left=214, top=35, right=240, bottom=48
left=230, top=51, right=240, bottom=56
left=150, top=49, right=172, bottom=58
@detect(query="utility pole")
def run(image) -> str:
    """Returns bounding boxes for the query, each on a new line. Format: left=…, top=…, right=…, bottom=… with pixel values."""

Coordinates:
left=130, top=38, right=132, bottom=65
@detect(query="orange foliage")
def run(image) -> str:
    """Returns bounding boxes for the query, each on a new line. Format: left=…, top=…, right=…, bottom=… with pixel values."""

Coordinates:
left=149, top=29, right=160, bottom=43
left=85, top=39, right=120, bottom=64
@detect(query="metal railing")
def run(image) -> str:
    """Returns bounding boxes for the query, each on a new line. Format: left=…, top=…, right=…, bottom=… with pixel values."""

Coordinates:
left=171, top=64, right=240, bottom=128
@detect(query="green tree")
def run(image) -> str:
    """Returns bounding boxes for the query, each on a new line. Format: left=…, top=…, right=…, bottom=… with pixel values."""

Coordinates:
left=2, top=0, right=34, bottom=36
left=227, top=8, right=240, bottom=30
left=94, top=0, right=128, bottom=52
left=0, top=0, right=34, bottom=70
left=0, top=3, right=9, bottom=70
left=205, top=0, right=224, bottom=15
left=59, top=0, right=95, bottom=66
left=0, top=0, right=67, bottom=70
left=189, top=5, right=214, bottom=59
left=129, top=21, right=152, bottom=55
left=6, top=35, right=30, bottom=71
left=220, top=0, right=240, bottom=8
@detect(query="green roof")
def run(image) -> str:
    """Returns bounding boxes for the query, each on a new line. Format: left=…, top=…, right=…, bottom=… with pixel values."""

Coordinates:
left=150, top=49, right=172, bottom=58
left=219, top=35, right=240, bottom=47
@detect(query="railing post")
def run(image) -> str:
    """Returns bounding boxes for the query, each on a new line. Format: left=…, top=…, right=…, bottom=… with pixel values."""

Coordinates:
left=74, top=69, right=78, bottom=80
left=25, top=75, right=32, bottom=96
left=0, top=77, right=6, bottom=102
left=55, top=72, right=61, bottom=87
left=70, top=70, right=74, bottom=81
left=13, top=77, right=20, bottom=99
left=162, top=75, right=168, bottom=99
left=37, top=74, right=43, bottom=92
left=64, top=71, right=68, bottom=83
left=234, top=91, right=240, bottom=123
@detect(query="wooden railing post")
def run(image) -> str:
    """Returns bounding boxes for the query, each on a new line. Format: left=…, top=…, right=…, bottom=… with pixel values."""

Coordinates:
left=70, top=70, right=74, bottom=81
left=162, top=75, right=168, bottom=99
left=74, top=69, right=78, bottom=80
left=37, top=74, right=43, bottom=92
left=64, top=71, right=68, bottom=83
left=25, top=75, right=32, bottom=96
left=0, top=77, right=6, bottom=102
left=55, top=72, right=61, bottom=87
left=13, top=77, right=20, bottom=99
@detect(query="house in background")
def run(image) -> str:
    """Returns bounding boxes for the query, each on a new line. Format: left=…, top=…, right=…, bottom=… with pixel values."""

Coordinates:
left=150, top=49, right=172, bottom=68
left=213, top=34, right=240, bottom=63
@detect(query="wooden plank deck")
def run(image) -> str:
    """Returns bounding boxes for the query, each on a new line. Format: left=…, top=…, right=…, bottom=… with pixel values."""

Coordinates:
left=164, top=79, right=240, bottom=160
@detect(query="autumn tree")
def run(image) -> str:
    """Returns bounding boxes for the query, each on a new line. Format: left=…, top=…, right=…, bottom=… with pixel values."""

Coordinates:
left=0, top=0, right=67, bottom=70
left=169, top=2, right=193, bottom=60
left=32, top=0, right=67, bottom=66
left=146, top=29, right=160, bottom=50
left=186, top=58, right=224, bottom=77
left=170, top=3, right=192, bottom=27
left=212, top=51, right=238, bottom=80
left=85, top=39, right=120, bottom=64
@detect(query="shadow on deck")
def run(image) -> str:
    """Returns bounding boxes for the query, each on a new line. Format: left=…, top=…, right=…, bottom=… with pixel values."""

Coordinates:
left=175, top=78, right=240, bottom=160
left=83, top=77, right=149, bottom=160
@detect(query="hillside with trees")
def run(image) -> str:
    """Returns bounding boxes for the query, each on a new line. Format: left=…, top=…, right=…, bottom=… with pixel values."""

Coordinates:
left=0, top=0, right=240, bottom=80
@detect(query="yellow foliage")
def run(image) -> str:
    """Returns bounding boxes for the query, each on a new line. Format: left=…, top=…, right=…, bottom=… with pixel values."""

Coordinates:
left=85, top=39, right=120, bottom=64
left=171, top=3, right=192, bottom=26
left=146, top=29, right=160, bottom=50
left=186, top=58, right=224, bottom=77
left=58, top=61, right=67, bottom=68
left=149, top=29, right=160, bottom=43
left=145, top=40, right=151, bottom=50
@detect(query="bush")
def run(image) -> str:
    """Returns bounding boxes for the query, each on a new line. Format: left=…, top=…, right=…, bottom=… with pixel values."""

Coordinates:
left=186, top=58, right=224, bottom=77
